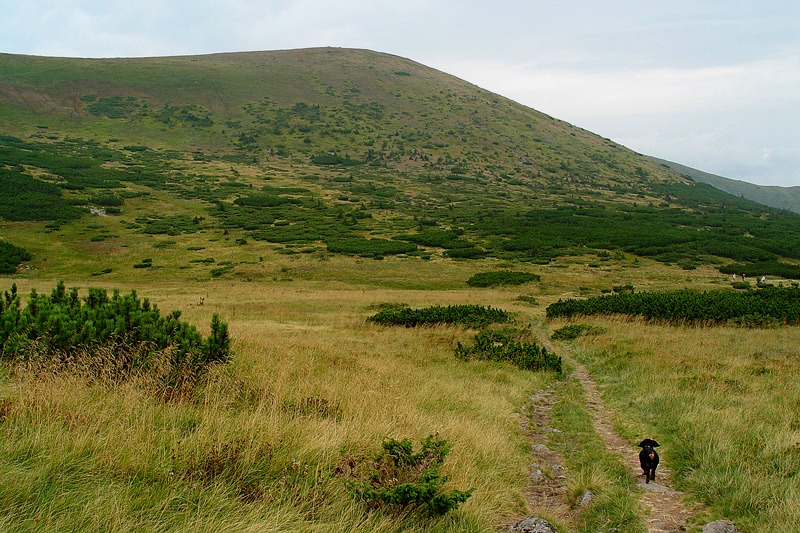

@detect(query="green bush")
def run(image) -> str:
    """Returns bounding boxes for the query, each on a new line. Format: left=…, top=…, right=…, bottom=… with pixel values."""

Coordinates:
left=0, top=241, right=31, bottom=274
left=720, top=261, right=800, bottom=279
left=612, top=284, right=634, bottom=294
left=514, top=295, right=538, bottom=306
left=327, top=237, right=416, bottom=257
left=0, top=282, right=232, bottom=394
left=368, top=304, right=509, bottom=328
left=455, top=330, right=562, bottom=373
left=445, top=247, right=486, bottom=259
left=546, top=286, right=800, bottom=325
left=348, top=435, right=472, bottom=516
left=0, top=167, right=84, bottom=222
left=466, top=271, right=540, bottom=287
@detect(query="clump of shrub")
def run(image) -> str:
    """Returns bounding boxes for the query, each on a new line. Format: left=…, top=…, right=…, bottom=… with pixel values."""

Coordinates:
left=612, top=284, right=634, bottom=294
left=0, top=282, right=231, bottom=396
left=0, top=241, right=31, bottom=274
left=466, top=271, right=540, bottom=287
left=445, top=247, right=486, bottom=259
left=326, top=237, right=416, bottom=258
left=550, top=323, right=605, bottom=341
left=368, top=304, right=509, bottom=328
left=455, top=330, right=562, bottom=373
left=347, top=435, right=472, bottom=516
left=133, top=258, right=153, bottom=269
left=546, top=285, right=800, bottom=325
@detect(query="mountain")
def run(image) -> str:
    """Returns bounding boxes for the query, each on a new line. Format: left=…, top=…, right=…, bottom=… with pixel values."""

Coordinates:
left=2, top=48, right=800, bottom=279
left=652, top=157, right=800, bottom=214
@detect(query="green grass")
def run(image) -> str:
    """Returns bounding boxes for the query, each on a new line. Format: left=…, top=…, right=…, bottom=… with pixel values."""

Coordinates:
left=566, top=321, right=800, bottom=531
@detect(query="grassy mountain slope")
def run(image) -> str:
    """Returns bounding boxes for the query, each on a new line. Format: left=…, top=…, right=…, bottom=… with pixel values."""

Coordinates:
left=2, top=48, right=800, bottom=281
left=653, top=156, right=800, bottom=214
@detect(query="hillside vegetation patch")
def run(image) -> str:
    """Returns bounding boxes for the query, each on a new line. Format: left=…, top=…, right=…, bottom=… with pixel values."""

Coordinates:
left=456, top=329, right=562, bottom=373
left=466, top=270, right=540, bottom=287
left=547, top=285, right=800, bottom=325
left=368, top=304, right=509, bottom=328
left=346, top=434, right=473, bottom=516
left=0, top=242, right=32, bottom=274
left=0, top=282, right=231, bottom=396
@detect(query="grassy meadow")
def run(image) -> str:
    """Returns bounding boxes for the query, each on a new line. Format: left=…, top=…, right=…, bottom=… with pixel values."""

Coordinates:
left=558, top=318, right=800, bottom=532
left=0, top=268, right=557, bottom=532
left=2, top=251, right=796, bottom=531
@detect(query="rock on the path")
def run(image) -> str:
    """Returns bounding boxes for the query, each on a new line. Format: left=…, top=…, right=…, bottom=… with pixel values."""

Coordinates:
left=702, top=520, right=739, bottom=533
left=636, top=481, right=683, bottom=495
left=509, top=516, right=557, bottom=533
left=532, top=444, right=549, bottom=452
left=576, top=490, right=592, bottom=507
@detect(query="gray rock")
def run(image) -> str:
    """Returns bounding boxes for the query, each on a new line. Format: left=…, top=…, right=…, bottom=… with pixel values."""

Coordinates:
left=703, top=520, right=739, bottom=533
left=577, top=490, right=592, bottom=507
left=529, top=469, right=544, bottom=483
left=532, top=444, right=549, bottom=452
left=509, top=516, right=557, bottom=533
left=543, top=427, right=562, bottom=434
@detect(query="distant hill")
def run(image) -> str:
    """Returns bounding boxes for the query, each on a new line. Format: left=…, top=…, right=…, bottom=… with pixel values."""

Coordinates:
left=2, top=48, right=800, bottom=279
left=652, top=157, right=800, bottom=214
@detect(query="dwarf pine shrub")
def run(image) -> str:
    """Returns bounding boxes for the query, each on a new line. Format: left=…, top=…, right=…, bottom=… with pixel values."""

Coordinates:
left=0, top=282, right=232, bottom=393
left=348, top=435, right=472, bottom=516
left=456, top=330, right=562, bottom=373
left=466, top=270, right=540, bottom=287
left=368, top=304, right=509, bottom=328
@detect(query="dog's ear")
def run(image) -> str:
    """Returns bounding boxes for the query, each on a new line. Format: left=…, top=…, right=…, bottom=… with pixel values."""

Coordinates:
left=638, top=438, right=660, bottom=448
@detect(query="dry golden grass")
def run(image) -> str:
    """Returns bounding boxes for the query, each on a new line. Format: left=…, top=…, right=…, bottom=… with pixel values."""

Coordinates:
left=1, top=259, right=793, bottom=531
left=0, top=276, right=557, bottom=531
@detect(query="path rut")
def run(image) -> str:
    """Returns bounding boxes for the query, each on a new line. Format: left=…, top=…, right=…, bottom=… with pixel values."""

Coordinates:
left=569, top=358, right=697, bottom=532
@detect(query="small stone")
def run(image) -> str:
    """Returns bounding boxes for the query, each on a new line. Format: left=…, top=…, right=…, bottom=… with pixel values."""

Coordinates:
left=532, top=444, right=549, bottom=452
left=509, top=516, right=557, bottom=533
left=543, top=427, right=562, bottom=433
left=551, top=465, right=567, bottom=473
left=702, top=520, right=739, bottom=533
left=530, top=469, right=544, bottom=483
left=576, top=490, right=592, bottom=506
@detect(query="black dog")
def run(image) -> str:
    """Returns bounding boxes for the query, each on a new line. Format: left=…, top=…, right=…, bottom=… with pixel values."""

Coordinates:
left=637, top=438, right=660, bottom=484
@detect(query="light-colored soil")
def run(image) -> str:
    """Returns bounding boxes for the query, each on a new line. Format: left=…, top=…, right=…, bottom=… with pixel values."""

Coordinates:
left=522, top=382, right=576, bottom=525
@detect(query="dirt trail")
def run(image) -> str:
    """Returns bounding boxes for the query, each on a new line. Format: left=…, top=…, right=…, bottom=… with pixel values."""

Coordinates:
left=513, top=344, right=700, bottom=532
left=569, top=358, right=697, bottom=532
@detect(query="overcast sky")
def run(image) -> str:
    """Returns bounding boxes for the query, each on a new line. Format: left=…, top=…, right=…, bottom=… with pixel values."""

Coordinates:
left=2, top=1, right=798, bottom=186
